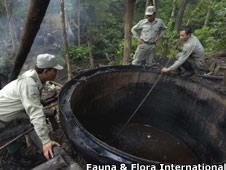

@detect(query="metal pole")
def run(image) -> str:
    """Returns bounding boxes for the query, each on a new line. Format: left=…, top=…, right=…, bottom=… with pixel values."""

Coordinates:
left=117, top=73, right=163, bottom=136
left=116, top=58, right=171, bottom=136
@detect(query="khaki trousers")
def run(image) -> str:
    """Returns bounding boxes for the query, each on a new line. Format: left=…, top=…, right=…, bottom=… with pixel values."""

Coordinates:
left=132, top=43, right=156, bottom=66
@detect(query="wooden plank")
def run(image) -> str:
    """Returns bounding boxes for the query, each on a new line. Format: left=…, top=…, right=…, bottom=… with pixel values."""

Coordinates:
left=31, top=147, right=83, bottom=170
left=31, top=155, right=68, bottom=170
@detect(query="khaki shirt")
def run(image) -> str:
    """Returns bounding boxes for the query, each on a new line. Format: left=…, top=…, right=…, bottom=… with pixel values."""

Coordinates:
left=131, top=18, right=167, bottom=43
left=169, top=34, right=205, bottom=70
left=0, top=69, right=50, bottom=144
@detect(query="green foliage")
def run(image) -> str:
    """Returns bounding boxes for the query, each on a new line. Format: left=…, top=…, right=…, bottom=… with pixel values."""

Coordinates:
left=194, top=26, right=223, bottom=54
left=0, top=0, right=225, bottom=68
left=68, top=45, right=89, bottom=62
left=62, top=0, right=226, bottom=65
left=157, top=30, right=178, bottom=58
left=156, top=17, right=178, bottom=57
left=158, top=0, right=226, bottom=56
left=73, top=0, right=124, bottom=63
left=115, top=38, right=138, bottom=64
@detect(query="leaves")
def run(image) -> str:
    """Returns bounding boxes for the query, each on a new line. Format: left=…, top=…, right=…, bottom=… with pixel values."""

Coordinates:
left=68, top=45, right=89, bottom=61
left=0, top=0, right=225, bottom=66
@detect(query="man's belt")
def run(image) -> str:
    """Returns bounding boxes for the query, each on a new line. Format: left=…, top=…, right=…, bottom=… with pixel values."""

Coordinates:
left=144, top=41, right=156, bottom=45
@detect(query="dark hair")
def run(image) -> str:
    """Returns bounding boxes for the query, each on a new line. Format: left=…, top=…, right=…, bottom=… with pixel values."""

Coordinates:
left=35, top=66, right=52, bottom=74
left=180, top=26, right=192, bottom=34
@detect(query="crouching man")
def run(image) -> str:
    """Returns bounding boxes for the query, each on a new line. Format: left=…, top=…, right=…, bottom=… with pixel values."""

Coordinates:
left=0, top=54, right=63, bottom=160
left=161, top=26, right=206, bottom=77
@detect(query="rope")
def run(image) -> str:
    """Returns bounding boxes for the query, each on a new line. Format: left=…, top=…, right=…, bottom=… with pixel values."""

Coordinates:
left=116, top=58, right=171, bottom=136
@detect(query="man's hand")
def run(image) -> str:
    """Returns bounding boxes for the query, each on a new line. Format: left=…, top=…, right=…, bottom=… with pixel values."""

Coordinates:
left=161, top=67, right=171, bottom=73
left=138, top=38, right=144, bottom=44
left=42, top=140, right=60, bottom=160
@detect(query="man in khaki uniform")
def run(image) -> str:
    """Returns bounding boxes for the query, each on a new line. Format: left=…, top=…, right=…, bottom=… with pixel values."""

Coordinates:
left=161, top=26, right=206, bottom=76
left=0, top=54, right=63, bottom=160
left=131, top=6, right=166, bottom=66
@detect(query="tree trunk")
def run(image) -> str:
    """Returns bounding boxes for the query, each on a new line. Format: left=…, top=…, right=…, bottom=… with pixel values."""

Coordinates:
left=60, top=0, right=72, bottom=80
left=145, top=0, right=151, bottom=8
left=146, top=0, right=156, bottom=8
left=123, top=0, right=135, bottom=65
left=204, top=6, right=211, bottom=26
left=77, top=0, right=81, bottom=47
left=4, top=0, right=18, bottom=53
left=175, top=0, right=188, bottom=32
left=9, top=0, right=51, bottom=82
left=171, top=0, right=177, bottom=17
left=88, top=41, right=94, bottom=69
left=186, top=0, right=204, bottom=25
left=152, top=0, right=156, bottom=7
left=71, top=0, right=81, bottom=47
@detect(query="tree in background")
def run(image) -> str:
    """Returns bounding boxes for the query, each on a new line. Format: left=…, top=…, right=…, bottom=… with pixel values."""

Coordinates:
left=123, top=0, right=135, bottom=65
left=175, top=0, right=188, bottom=32
left=0, top=0, right=225, bottom=72
left=183, top=0, right=226, bottom=54
left=9, top=0, right=51, bottom=81
left=4, top=0, right=18, bottom=53
left=60, top=0, right=72, bottom=80
left=67, top=0, right=124, bottom=67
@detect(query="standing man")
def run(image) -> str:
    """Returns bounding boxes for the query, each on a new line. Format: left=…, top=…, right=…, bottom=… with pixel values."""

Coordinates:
left=161, top=26, right=206, bottom=76
left=131, top=5, right=167, bottom=66
left=0, top=54, right=63, bottom=160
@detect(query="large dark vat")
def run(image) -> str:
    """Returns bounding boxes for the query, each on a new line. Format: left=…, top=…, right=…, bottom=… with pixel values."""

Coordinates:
left=59, top=66, right=226, bottom=164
